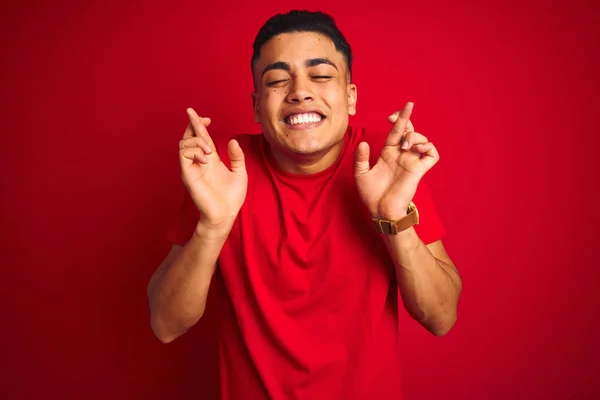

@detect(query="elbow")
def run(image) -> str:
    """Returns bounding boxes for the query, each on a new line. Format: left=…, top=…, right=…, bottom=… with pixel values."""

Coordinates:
left=431, top=279, right=462, bottom=337
left=149, top=309, right=203, bottom=344
left=156, top=333, right=181, bottom=344
left=155, top=331, right=178, bottom=344
left=429, top=312, right=457, bottom=337
left=150, top=314, right=179, bottom=344
left=408, top=304, right=458, bottom=337
left=150, top=315, right=186, bottom=344
left=147, top=283, right=208, bottom=344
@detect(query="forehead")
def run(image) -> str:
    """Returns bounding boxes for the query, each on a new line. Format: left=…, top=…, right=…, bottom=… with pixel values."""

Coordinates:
left=254, top=31, right=344, bottom=72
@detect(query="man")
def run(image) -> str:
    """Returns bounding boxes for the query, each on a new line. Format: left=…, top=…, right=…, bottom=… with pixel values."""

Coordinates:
left=147, top=10, right=462, bottom=400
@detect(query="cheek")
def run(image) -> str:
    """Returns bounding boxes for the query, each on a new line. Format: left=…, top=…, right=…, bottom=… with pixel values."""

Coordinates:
left=323, top=86, right=347, bottom=107
left=261, top=90, right=287, bottom=115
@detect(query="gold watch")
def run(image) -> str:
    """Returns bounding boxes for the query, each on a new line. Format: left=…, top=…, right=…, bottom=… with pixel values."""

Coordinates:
left=372, top=201, right=419, bottom=235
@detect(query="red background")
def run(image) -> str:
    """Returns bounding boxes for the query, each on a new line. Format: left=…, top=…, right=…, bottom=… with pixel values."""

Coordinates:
left=2, top=0, right=599, bottom=398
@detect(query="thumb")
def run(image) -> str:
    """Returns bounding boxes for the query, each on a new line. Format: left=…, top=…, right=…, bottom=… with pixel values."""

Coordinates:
left=228, top=139, right=246, bottom=176
left=355, top=142, right=371, bottom=178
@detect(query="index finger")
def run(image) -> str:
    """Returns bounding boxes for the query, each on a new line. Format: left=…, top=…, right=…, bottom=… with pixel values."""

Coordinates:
left=185, top=108, right=216, bottom=151
left=185, top=108, right=208, bottom=136
left=387, top=115, right=415, bottom=132
left=182, top=118, right=211, bottom=139
left=385, top=102, right=414, bottom=146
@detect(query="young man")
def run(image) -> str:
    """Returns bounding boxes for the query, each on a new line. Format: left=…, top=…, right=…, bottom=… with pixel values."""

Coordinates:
left=147, top=10, right=462, bottom=400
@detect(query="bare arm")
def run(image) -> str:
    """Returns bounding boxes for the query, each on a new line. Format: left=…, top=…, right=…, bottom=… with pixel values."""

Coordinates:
left=354, top=103, right=461, bottom=336
left=383, top=232, right=462, bottom=336
left=147, top=108, right=247, bottom=343
left=147, top=225, right=230, bottom=343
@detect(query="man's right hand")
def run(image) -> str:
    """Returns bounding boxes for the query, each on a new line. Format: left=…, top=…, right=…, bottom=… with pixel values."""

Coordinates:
left=179, top=108, right=248, bottom=237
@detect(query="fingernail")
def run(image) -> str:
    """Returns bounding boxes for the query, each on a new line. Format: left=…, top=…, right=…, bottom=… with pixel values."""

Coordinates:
left=402, top=141, right=409, bottom=149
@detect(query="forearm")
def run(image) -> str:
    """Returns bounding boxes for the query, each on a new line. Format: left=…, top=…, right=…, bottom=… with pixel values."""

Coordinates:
left=148, top=224, right=229, bottom=343
left=383, top=228, right=462, bottom=336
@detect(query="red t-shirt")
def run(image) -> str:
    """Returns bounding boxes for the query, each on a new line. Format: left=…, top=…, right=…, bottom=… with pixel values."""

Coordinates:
left=165, top=126, right=446, bottom=400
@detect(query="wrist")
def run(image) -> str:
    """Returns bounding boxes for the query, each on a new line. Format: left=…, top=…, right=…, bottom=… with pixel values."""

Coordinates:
left=372, top=201, right=419, bottom=235
left=194, top=219, right=234, bottom=242
left=375, top=207, right=408, bottom=221
left=375, top=198, right=411, bottom=220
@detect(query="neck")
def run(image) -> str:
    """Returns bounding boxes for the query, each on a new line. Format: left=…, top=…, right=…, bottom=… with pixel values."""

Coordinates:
left=269, top=140, right=345, bottom=175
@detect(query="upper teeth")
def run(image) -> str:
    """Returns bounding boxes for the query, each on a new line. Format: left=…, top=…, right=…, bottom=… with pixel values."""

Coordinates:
left=286, top=113, right=323, bottom=125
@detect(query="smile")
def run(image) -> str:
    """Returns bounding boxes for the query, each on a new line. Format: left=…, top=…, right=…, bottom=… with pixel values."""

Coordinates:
left=283, top=112, right=326, bottom=130
left=284, top=112, right=324, bottom=126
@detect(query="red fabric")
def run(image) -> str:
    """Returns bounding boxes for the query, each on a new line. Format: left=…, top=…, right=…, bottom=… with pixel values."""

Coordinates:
left=165, top=127, right=446, bottom=400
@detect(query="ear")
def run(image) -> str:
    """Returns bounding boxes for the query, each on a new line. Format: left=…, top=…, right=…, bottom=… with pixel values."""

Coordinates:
left=251, top=92, right=260, bottom=123
left=347, top=83, right=357, bottom=116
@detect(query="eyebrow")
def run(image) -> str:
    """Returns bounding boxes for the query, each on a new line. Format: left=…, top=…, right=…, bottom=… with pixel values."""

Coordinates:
left=261, top=58, right=339, bottom=77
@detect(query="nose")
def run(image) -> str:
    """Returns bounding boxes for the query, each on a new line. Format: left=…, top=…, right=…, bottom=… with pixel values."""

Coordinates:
left=286, top=76, right=314, bottom=104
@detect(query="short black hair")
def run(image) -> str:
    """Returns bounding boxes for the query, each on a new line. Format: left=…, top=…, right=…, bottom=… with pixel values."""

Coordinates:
left=251, top=10, right=353, bottom=81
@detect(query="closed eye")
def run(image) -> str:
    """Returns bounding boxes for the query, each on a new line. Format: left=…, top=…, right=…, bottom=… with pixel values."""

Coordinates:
left=267, top=79, right=289, bottom=86
left=313, top=76, right=332, bottom=80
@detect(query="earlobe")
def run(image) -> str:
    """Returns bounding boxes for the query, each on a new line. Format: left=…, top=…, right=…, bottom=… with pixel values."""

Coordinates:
left=347, top=84, right=357, bottom=116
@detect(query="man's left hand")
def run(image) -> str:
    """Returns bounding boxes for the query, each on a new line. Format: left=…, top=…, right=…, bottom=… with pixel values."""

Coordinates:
left=354, top=102, right=440, bottom=220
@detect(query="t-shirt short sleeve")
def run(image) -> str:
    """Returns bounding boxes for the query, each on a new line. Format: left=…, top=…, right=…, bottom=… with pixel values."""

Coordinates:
left=412, top=181, right=446, bottom=245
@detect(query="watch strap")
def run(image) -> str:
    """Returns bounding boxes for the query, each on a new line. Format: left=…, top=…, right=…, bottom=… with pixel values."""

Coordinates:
left=372, top=202, right=419, bottom=235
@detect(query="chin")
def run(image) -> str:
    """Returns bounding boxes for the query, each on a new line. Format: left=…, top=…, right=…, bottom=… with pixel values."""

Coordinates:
left=274, top=136, right=318, bottom=154
left=264, top=121, right=342, bottom=155
left=290, top=130, right=334, bottom=150
left=289, top=144, right=324, bottom=155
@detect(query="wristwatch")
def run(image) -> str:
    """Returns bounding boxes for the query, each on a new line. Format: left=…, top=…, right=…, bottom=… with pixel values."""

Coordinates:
left=372, top=201, right=419, bottom=235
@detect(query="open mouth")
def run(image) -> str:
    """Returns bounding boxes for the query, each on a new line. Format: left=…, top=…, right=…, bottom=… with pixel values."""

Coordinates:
left=284, top=112, right=325, bottom=126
